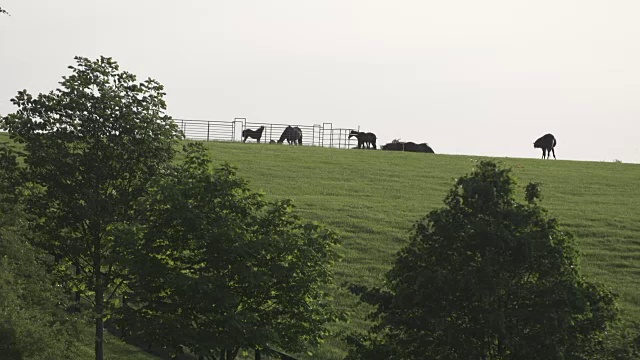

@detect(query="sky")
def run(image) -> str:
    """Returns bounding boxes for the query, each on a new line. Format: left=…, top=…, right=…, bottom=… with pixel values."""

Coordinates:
left=1, top=1, right=639, bottom=163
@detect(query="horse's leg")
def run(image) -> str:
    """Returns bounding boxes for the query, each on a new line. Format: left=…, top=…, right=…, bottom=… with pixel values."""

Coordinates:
left=243, top=136, right=247, bottom=143
left=551, top=147, right=556, bottom=159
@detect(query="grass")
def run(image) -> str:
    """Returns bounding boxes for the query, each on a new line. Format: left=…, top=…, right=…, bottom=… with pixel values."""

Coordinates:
left=197, top=141, right=640, bottom=359
left=3, top=132, right=640, bottom=359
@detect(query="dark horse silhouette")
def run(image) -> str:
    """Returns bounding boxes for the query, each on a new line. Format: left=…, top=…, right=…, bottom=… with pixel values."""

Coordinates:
left=349, top=130, right=377, bottom=149
left=277, top=126, right=302, bottom=145
left=382, top=141, right=434, bottom=153
left=242, top=126, right=265, bottom=143
left=534, top=133, right=557, bottom=159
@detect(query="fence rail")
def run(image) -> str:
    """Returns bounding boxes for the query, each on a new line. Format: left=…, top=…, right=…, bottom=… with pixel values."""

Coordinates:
left=173, top=118, right=359, bottom=149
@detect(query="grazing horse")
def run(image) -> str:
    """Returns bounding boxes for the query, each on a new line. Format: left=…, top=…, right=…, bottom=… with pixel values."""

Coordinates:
left=277, top=126, right=303, bottom=145
left=349, top=130, right=377, bottom=149
left=242, top=126, right=265, bottom=143
left=382, top=141, right=434, bottom=153
left=534, top=133, right=557, bottom=159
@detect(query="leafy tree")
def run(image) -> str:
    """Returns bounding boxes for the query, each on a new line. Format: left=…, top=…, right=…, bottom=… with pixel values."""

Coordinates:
left=0, top=56, right=181, bottom=360
left=118, top=143, right=342, bottom=359
left=347, top=161, right=619, bottom=360
left=0, top=146, right=82, bottom=359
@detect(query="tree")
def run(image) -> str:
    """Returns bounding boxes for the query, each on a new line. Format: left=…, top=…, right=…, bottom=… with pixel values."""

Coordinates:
left=0, top=56, right=181, bottom=360
left=118, top=143, right=342, bottom=359
left=347, top=161, right=619, bottom=360
left=0, top=145, right=82, bottom=359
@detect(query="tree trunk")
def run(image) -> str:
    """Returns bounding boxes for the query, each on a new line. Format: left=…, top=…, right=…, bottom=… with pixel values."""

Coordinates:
left=94, top=232, right=104, bottom=360
left=95, top=311, right=104, bottom=360
left=75, top=264, right=82, bottom=312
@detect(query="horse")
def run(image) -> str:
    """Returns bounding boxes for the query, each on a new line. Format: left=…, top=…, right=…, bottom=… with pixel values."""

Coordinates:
left=412, top=143, right=435, bottom=153
left=382, top=142, right=403, bottom=151
left=534, top=133, right=556, bottom=159
left=277, top=126, right=302, bottom=145
left=242, top=126, right=265, bottom=143
left=349, top=130, right=377, bottom=149
left=382, top=141, right=434, bottom=153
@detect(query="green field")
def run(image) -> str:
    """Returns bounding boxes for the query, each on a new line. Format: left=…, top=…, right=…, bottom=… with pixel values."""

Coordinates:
left=196, top=141, right=640, bottom=359
left=3, top=133, right=640, bottom=359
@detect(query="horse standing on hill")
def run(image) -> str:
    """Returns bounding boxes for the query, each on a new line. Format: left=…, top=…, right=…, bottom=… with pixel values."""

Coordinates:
left=349, top=130, right=377, bottom=149
left=277, top=126, right=303, bottom=145
left=534, top=133, right=557, bottom=159
left=242, top=126, right=265, bottom=143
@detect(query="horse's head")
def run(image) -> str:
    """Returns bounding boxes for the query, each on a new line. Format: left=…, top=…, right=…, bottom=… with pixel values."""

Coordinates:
left=349, top=130, right=359, bottom=138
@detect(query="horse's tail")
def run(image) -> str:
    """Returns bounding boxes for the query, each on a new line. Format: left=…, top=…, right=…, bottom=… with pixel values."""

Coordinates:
left=553, top=138, right=557, bottom=148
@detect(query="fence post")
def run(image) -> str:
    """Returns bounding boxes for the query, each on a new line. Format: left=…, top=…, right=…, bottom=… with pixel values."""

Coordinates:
left=234, top=118, right=247, bottom=142
left=207, top=121, right=210, bottom=142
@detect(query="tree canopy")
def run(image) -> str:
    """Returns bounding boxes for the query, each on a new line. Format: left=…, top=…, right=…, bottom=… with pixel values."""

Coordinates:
left=118, top=143, right=342, bottom=359
left=347, top=161, right=619, bottom=360
left=1, top=56, right=181, bottom=360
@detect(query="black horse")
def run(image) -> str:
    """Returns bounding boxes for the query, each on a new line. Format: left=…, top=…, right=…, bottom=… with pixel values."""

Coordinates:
left=382, top=140, right=434, bottom=153
left=242, top=126, right=265, bottom=143
left=349, top=130, right=377, bottom=149
left=277, top=126, right=302, bottom=145
left=534, top=133, right=556, bottom=159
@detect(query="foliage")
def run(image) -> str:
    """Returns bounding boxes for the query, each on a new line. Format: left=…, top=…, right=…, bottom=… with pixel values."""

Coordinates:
left=346, top=161, right=620, bottom=360
left=0, top=146, right=82, bottom=359
left=599, top=323, right=640, bottom=360
left=0, top=56, right=181, bottom=360
left=118, top=143, right=342, bottom=359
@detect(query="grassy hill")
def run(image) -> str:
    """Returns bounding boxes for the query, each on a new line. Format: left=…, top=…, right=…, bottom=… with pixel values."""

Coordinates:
left=2, top=132, right=640, bottom=359
left=197, top=140, right=640, bottom=359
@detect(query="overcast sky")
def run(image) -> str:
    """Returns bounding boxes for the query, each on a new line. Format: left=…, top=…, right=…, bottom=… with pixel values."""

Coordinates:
left=1, top=1, right=639, bottom=163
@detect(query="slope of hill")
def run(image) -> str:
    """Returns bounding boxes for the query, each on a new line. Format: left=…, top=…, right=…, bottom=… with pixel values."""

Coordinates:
left=199, top=140, right=640, bottom=359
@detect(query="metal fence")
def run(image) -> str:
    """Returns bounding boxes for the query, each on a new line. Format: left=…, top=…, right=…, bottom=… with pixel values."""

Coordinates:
left=173, top=118, right=359, bottom=149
